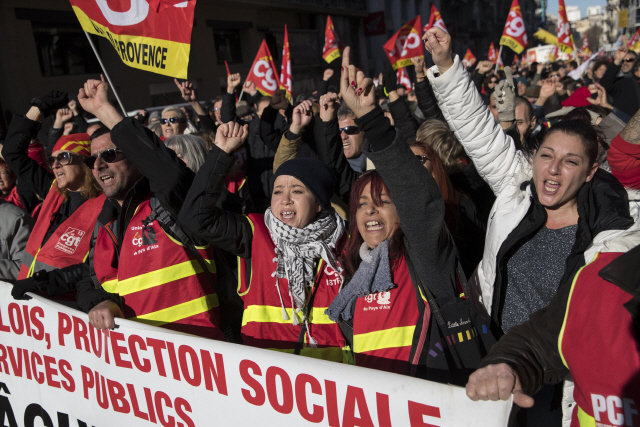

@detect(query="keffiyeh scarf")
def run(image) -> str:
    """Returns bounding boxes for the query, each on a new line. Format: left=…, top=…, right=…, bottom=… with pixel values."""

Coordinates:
left=264, top=208, right=345, bottom=327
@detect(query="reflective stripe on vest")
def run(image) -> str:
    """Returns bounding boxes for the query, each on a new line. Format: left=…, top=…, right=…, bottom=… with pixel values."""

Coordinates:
left=354, top=325, right=416, bottom=354
left=577, top=406, right=595, bottom=427
left=130, top=293, right=219, bottom=327
left=241, top=305, right=334, bottom=327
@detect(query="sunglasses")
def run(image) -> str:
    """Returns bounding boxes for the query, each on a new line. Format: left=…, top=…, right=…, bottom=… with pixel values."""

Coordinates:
left=415, top=155, right=429, bottom=164
left=339, top=126, right=360, bottom=135
left=48, top=152, right=79, bottom=169
left=83, top=148, right=124, bottom=169
left=160, top=117, right=184, bottom=125
left=623, top=58, right=636, bottom=63
left=549, top=74, right=560, bottom=79
left=489, top=80, right=499, bottom=84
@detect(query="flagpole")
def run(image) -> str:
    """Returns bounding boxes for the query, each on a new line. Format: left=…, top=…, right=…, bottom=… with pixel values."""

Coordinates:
left=495, top=45, right=504, bottom=74
left=238, top=90, right=244, bottom=102
left=83, top=31, right=127, bottom=116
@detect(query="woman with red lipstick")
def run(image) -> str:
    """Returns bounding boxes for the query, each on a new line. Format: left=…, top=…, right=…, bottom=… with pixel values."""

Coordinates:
left=423, top=27, right=636, bottom=422
left=179, top=121, right=347, bottom=360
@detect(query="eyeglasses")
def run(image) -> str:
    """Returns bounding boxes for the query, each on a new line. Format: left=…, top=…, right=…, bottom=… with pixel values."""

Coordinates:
left=47, top=152, right=80, bottom=169
left=623, top=58, right=636, bottom=63
left=489, top=80, right=499, bottom=84
left=415, top=155, right=429, bottom=164
left=160, top=117, right=184, bottom=125
left=83, top=148, right=124, bottom=169
left=339, top=126, right=360, bottom=135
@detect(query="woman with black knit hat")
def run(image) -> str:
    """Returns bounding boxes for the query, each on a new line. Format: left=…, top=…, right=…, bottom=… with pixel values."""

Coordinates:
left=179, top=121, right=347, bottom=361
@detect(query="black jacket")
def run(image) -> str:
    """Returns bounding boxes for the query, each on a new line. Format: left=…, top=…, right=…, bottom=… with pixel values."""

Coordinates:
left=414, top=79, right=445, bottom=122
left=489, top=170, right=634, bottom=335
left=479, top=242, right=640, bottom=396
left=599, top=63, right=640, bottom=118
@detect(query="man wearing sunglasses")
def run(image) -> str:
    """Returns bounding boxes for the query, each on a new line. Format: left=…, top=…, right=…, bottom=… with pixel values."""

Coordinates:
left=600, top=45, right=640, bottom=119
left=60, top=78, right=228, bottom=342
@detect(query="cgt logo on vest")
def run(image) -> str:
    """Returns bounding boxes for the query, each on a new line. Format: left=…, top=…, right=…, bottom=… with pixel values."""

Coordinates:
left=364, top=291, right=392, bottom=311
left=54, top=227, right=86, bottom=255
left=591, top=394, right=637, bottom=427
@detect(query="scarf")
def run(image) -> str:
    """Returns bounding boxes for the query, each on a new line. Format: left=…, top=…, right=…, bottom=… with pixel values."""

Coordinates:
left=325, top=240, right=395, bottom=322
left=264, top=208, right=345, bottom=327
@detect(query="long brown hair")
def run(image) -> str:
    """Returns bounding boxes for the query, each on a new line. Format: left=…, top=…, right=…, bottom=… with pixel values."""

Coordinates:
left=407, top=140, right=462, bottom=237
left=342, top=171, right=405, bottom=279
left=55, top=161, right=101, bottom=201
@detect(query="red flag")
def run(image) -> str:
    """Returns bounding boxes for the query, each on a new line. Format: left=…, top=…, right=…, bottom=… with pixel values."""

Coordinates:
left=322, top=16, right=342, bottom=63
left=69, top=0, right=196, bottom=79
left=396, top=67, right=412, bottom=92
left=462, top=49, right=477, bottom=68
left=513, top=55, right=520, bottom=65
left=246, top=40, right=281, bottom=96
left=280, top=25, right=292, bottom=102
left=582, top=33, right=591, bottom=54
left=383, top=16, right=423, bottom=70
left=488, top=42, right=497, bottom=63
left=423, top=5, right=447, bottom=33
left=628, top=28, right=640, bottom=51
left=557, top=0, right=575, bottom=54
left=499, top=0, right=528, bottom=54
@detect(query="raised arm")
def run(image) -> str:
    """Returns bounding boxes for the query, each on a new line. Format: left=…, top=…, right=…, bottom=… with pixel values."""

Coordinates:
left=178, top=123, right=254, bottom=257
left=412, top=56, right=445, bottom=122
left=273, top=100, right=314, bottom=171
left=425, top=28, right=529, bottom=196
left=79, top=78, right=195, bottom=217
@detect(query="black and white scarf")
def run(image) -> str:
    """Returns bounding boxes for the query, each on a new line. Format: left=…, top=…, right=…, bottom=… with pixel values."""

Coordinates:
left=264, top=208, right=345, bottom=326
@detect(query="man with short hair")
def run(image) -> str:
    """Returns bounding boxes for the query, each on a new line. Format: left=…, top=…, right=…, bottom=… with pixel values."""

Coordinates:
left=515, top=96, right=544, bottom=152
left=65, top=79, right=227, bottom=340
left=619, top=50, right=637, bottom=77
left=337, top=103, right=367, bottom=173
left=600, top=46, right=640, bottom=118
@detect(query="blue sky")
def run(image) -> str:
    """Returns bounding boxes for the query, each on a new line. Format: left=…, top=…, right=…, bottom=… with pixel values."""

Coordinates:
left=546, top=0, right=607, bottom=18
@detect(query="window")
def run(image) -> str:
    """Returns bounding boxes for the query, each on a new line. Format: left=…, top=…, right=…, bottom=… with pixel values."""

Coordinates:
left=213, top=31, right=243, bottom=65
left=32, top=24, right=101, bottom=77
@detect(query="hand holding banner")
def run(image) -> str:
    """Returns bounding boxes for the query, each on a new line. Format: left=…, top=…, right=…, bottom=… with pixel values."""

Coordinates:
left=246, top=40, right=281, bottom=97
left=69, top=0, right=196, bottom=79
left=0, top=282, right=513, bottom=427
left=383, top=16, right=423, bottom=70
left=499, top=0, right=528, bottom=54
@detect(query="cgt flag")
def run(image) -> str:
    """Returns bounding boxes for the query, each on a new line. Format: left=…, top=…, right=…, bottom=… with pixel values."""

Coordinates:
left=280, top=25, right=292, bottom=101
left=628, top=28, right=640, bottom=51
left=247, top=40, right=281, bottom=96
left=462, top=49, right=477, bottom=67
left=557, top=0, right=575, bottom=54
left=322, top=15, right=342, bottom=63
left=69, top=0, right=196, bottom=79
left=423, top=5, right=447, bottom=33
left=499, top=0, right=528, bottom=54
left=383, top=16, right=423, bottom=70
left=582, top=33, right=591, bottom=54
left=488, top=42, right=497, bottom=63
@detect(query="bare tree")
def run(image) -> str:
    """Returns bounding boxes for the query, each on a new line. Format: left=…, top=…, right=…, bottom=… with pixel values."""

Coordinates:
left=586, top=25, right=604, bottom=51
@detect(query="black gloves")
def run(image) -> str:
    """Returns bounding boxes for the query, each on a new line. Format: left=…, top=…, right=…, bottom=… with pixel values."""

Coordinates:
left=10, top=270, right=49, bottom=300
left=30, top=91, right=69, bottom=118
left=383, top=68, right=398, bottom=94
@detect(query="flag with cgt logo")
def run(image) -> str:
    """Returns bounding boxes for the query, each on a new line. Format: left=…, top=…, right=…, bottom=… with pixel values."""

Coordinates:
left=69, top=0, right=196, bottom=79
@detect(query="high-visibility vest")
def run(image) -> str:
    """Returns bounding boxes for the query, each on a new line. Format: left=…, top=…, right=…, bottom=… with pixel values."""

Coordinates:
left=351, top=257, right=423, bottom=374
left=238, top=213, right=345, bottom=361
left=559, top=252, right=640, bottom=427
left=95, top=198, right=226, bottom=341
left=18, top=183, right=105, bottom=279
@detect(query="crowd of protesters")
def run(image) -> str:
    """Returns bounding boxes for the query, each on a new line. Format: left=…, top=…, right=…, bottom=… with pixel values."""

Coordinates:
left=0, top=26, right=639, bottom=427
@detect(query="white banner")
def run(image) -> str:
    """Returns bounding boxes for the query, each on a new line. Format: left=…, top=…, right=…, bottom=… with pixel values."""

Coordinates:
left=0, top=282, right=512, bottom=426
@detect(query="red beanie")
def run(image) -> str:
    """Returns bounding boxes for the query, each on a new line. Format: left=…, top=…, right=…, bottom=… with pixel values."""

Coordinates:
left=52, top=133, right=92, bottom=157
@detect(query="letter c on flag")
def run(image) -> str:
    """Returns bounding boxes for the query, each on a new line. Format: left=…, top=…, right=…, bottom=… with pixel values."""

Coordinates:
left=95, top=0, right=149, bottom=26
left=253, top=59, right=278, bottom=91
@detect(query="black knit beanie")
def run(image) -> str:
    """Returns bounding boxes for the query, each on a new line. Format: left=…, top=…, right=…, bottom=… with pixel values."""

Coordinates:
left=272, top=158, right=336, bottom=211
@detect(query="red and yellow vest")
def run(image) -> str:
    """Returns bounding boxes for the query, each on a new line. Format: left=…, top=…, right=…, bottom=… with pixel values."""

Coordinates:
left=559, top=252, right=640, bottom=427
left=238, top=213, right=344, bottom=361
left=95, top=198, right=226, bottom=341
left=18, top=184, right=105, bottom=280
left=350, top=256, right=425, bottom=374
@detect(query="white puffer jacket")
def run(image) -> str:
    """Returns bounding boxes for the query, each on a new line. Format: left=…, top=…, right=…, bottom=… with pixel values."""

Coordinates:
left=428, top=55, right=640, bottom=427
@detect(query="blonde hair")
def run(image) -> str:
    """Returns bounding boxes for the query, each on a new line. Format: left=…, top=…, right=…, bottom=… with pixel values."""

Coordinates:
left=55, top=161, right=101, bottom=201
left=416, top=119, right=466, bottom=175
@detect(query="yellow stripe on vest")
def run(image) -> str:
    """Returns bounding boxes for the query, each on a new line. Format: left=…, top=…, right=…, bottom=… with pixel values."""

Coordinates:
left=101, top=279, right=119, bottom=293
left=241, top=305, right=333, bottom=327
left=354, top=325, right=415, bottom=354
left=129, top=294, right=219, bottom=327
left=116, top=259, right=215, bottom=296
left=271, top=346, right=343, bottom=362
left=577, top=406, right=596, bottom=427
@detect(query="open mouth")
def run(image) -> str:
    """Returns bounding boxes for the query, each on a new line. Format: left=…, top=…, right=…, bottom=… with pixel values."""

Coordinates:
left=543, top=179, right=560, bottom=194
left=99, top=174, right=114, bottom=186
left=280, top=210, right=295, bottom=222
left=365, top=220, right=384, bottom=231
